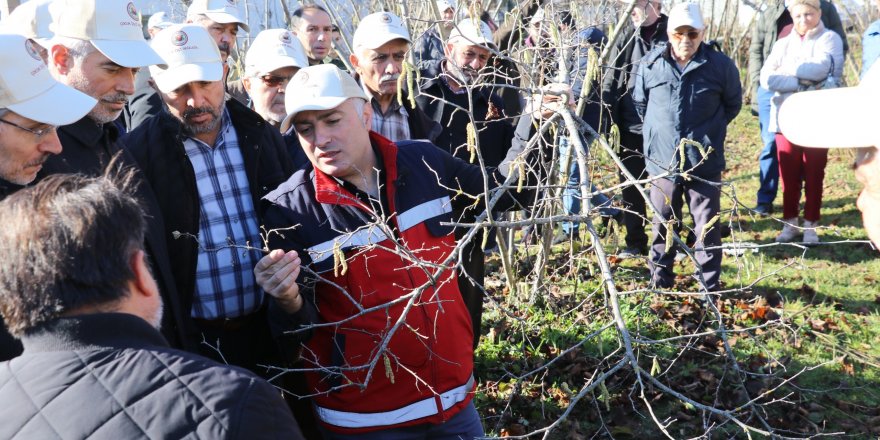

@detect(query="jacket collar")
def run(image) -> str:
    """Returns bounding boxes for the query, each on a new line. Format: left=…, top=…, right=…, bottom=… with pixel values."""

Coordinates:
left=20, top=313, right=169, bottom=353
left=61, top=116, right=119, bottom=147
left=663, top=42, right=710, bottom=73
left=0, top=178, right=21, bottom=200
left=156, top=97, right=265, bottom=142
left=313, top=131, right=399, bottom=209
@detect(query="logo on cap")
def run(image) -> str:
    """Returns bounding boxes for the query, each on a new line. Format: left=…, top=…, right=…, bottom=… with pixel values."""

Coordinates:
left=127, top=2, right=139, bottom=21
left=25, top=40, right=42, bottom=61
left=298, top=72, right=309, bottom=83
left=172, top=31, right=189, bottom=46
left=381, top=13, right=392, bottom=23
left=280, top=31, right=292, bottom=44
left=227, top=0, right=236, bottom=5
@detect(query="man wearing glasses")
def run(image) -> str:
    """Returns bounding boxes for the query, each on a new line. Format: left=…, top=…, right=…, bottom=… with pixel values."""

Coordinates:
left=633, top=2, right=741, bottom=292
left=0, top=33, right=96, bottom=361
left=123, top=24, right=297, bottom=377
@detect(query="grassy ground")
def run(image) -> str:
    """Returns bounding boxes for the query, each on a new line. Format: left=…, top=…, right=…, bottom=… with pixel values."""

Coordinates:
left=473, top=108, right=880, bottom=438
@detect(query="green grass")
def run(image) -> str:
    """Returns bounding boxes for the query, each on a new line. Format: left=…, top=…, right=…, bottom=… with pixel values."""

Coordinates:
left=473, top=108, right=880, bottom=438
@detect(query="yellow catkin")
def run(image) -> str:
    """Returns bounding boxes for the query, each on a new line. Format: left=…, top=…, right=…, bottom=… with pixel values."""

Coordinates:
left=699, top=214, right=719, bottom=244
left=333, top=241, right=347, bottom=277
left=405, top=61, right=416, bottom=109
left=396, top=66, right=406, bottom=108
left=664, top=221, right=674, bottom=253
left=383, top=354, right=395, bottom=384
left=466, top=122, right=477, bottom=163
left=609, top=124, right=621, bottom=153
left=481, top=228, right=489, bottom=250
left=516, top=159, right=526, bottom=193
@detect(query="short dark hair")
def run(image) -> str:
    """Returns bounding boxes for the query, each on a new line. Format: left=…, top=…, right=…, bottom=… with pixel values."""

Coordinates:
left=0, top=170, right=146, bottom=336
left=291, top=4, right=330, bottom=30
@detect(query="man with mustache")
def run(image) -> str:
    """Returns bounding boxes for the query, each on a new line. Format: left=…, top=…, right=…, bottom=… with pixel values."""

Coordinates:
left=123, top=24, right=300, bottom=380
left=416, top=19, right=515, bottom=349
left=0, top=33, right=96, bottom=362
left=349, top=11, right=440, bottom=143
left=633, top=2, right=741, bottom=292
left=125, top=0, right=249, bottom=130
left=36, top=0, right=198, bottom=355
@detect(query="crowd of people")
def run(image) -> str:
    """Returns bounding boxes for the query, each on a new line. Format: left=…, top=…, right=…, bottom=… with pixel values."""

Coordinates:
left=0, top=0, right=878, bottom=438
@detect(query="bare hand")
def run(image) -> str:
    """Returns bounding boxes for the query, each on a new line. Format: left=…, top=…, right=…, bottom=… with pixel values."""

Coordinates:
left=255, top=249, right=303, bottom=314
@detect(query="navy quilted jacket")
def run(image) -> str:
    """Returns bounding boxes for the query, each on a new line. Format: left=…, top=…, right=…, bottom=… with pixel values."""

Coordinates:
left=0, top=313, right=304, bottom=440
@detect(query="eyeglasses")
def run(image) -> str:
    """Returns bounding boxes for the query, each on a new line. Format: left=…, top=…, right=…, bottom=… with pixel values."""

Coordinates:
left=260, top=74, right=293, bottom=88
left=0, top=118, right=56, bottom=139
left=672, top=30, right=701, bottom=40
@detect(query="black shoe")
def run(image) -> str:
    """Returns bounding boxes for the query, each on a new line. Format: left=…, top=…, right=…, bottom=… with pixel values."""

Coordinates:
left=618, top=246, right=646, bottom=259
left=754, top=203, right=773, bottom=216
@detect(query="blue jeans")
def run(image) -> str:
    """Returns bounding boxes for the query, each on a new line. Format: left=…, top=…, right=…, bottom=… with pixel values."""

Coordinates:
left=318, top=401, right=484, bottom=440
left=559, top=137, right=619, bottom=234
left=756, top=86, right=778, bottom=205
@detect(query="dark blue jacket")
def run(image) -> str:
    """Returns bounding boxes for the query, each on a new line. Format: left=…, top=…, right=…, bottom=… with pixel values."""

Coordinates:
left=634, top=42, right=742, bottom=179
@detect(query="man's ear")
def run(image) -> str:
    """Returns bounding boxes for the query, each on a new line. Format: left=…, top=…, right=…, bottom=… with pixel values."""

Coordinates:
left=349, top=52, right=361, bottom=72
left=361, top=100, right=373, bottom=130
left=241, top=76, right=252, bottom=93
left=49, top=44, right=72, bottom=75
left=130, top=249, right=159, bottom=300
left=444, top=42, right=454, bottom=58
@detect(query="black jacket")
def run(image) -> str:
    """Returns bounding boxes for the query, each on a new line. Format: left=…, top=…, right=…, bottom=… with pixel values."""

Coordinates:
left=0, top=180, right=23, bottom=361
left=0, top=313, right=304, bottom=439
left=601, top=15, right=669, bottom=134
left=123, top=99, right=297, bottom=347
left=417, top=60, right=515, bottom=168
left=34, top=117, right=196, bottom=352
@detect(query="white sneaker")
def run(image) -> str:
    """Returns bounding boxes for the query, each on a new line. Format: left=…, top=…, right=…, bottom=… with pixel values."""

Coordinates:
left=775, top=218, right=801, bottom=243
left=802, top=220, right=819, bottom=244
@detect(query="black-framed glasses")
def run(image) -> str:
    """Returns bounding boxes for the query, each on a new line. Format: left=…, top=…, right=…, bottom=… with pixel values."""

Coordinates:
left=0, top=118, right=56, bottom=139
left=260, top=74, right=293, bottom=88
left=672, top=30, right=701, bottom=40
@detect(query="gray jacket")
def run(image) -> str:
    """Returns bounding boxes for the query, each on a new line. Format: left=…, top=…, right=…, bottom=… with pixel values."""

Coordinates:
left=634, top=43, right=742, bottom=179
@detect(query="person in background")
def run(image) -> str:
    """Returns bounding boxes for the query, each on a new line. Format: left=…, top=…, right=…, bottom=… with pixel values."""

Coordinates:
left=413, top=0, right=457, bottom=68
left=0, top=172, right=304, bottom=440
left=0, top=33, right=95, bottom=361
left=146, top=11, right=174, bottom=38
left=349, top=11, right=441, bottom=143
left=0, top=0, right=55, bottom=62
left=601, top=0, right=668, bottom=259
left=862, top=0, right=880, bottom=77
left=291, top=4, right=334, bottom=66
left=748, top=0, right=846, bottom=216
left=634, top=2, right=742, bottom=292
left=778, top=63, right=880, bottom=248
left=759, top=0, right=843, bottom=244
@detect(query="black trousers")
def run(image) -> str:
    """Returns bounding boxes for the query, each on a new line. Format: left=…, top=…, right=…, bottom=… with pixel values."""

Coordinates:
left=618, top=131, right=650, bottom=251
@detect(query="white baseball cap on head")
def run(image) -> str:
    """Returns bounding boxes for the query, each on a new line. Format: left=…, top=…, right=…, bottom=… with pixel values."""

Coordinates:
left=50, top=0, right=164, bottom=68
left=436, top=0, right=456, bottom=13
left=280, top=64, right=368, bottom=132
left=0, top=0, right=56, bottom=48
left=667, top=2, right=705, bottom=30
left=352, top=11, right=411, bottom=51
left=147, top=11, right=174, bottom=31
left=187, top=0, right=249, bottom=32
left=778, top=63, right=880, bottom=149
left=149, top=24, right=223, bottom=94
left=244, top=29, right=308, bottom=78
left=448, top=19, right=496, bottom=50
left=0, top=34, right=96, bottom=125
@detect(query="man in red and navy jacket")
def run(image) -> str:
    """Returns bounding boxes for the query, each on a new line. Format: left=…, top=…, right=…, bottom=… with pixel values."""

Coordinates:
left=255, top=64, right=533, bottom=438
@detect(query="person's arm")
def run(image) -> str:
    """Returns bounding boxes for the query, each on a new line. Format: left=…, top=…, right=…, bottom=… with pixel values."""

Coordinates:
left=861, top=21, right=880, bottom=78
left=722, top=58, right=743, bottom=124
left=632, top=60, right=649, bottom=121
left=748, top=14, right=767, bottom=101
left=820, top=0, right=848, bottom=55
left=231, top=376, right=306, bottom=440
left=760, top=40, right=800, bottom=93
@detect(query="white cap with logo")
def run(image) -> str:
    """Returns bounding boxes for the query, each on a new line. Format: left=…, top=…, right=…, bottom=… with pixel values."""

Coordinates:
left=448, top=19, right=496, bottom=50
left=50, top=0, right=164, bottom=68
left=280, top=64, right=368, bottom=132
left=436, top=0, right=456, bottom=13
left=245, top=29, right=309, bottom=78
left=187, top=0, right=249, bottom=32
left=667, top=2, right=705, bottom=30
left=352, top=11, right=411, bottom=51
left=0, top=0, right=56, bottom=48
left=778, top=63, right=880, bottom=149
left=149, top=24, right=223, bottom=94
left=0, top=33, right=96, bottom=125
left=147, top=11, right=174, bottom=31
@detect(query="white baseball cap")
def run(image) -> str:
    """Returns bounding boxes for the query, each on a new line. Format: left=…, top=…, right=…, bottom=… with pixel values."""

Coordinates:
left=187, top=0, right=249, bottom=32
left=50, top=0, right=164, bottom=68
left=148, top=24, right=223, bottom=94
left=0, top=33, right=96, bottom=125
left=448, top=19, right=496, bottom=50
left=280, top=64, right=368, bottom=132
left=778, top=63, right=880, bottom=149
left=352, top=11, right=411, bottom=51
left=0, top=0, right=56, bottom=48
left=244, top=29, right=308, bottom=78
left=436, top=0, right=456, bottom=13
left=667, top=2, right=705, bottom=30
left=147, top=11, right=174, bottom=31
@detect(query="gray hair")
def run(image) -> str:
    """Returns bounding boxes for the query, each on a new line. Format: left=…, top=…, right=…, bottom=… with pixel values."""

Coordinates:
left=49, top=36, right=96, bottom=64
